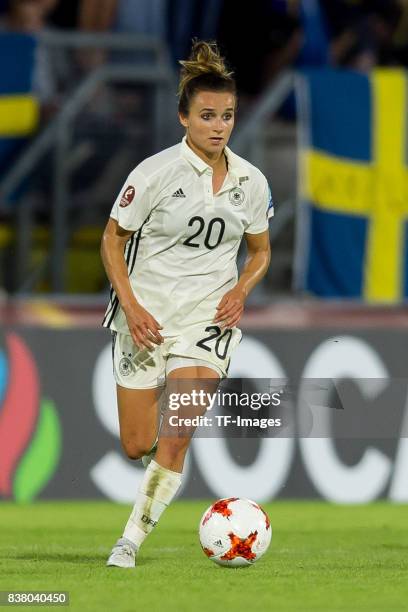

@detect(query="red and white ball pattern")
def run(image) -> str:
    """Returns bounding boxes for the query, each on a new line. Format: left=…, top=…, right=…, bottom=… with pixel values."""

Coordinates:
left=199, top=497, right=272, bottom=567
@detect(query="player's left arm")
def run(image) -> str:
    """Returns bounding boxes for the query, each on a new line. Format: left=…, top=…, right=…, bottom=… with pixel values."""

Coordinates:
left=214, top=230, right=271, bottom=329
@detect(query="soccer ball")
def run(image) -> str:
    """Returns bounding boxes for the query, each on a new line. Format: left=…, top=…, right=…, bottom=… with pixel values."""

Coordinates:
left=199, top=497, right=272, bottom=567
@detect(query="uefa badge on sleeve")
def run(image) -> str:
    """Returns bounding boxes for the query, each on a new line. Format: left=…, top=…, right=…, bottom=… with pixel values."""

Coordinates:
left=229, top=187, right=245, bottom=207
left=119, top=186, right=136, bottom=208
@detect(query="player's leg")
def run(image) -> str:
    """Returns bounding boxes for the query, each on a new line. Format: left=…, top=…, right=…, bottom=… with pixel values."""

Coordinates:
left=107, top=386, right=163, bottom=568
left=116, top=385, right=161, bottom=461
left=116, top=364, right=220, bottom=564
left=112, top=331, right=166, bottom=464
left=107, top=332, right=165, bottom=568
left=155, top=364, right=220, bottom=471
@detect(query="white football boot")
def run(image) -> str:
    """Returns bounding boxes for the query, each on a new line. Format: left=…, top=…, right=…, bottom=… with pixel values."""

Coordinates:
left=106, top=538, right=137, bottom=568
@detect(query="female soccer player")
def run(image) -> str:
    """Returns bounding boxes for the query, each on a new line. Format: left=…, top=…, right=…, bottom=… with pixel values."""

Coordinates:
left=101, top=40, right=273, bottom=568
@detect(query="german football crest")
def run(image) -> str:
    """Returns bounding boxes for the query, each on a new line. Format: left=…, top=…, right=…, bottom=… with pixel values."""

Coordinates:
left=229, top=187, right=245, bottom=207
left=119, top=353, right=134, bottom=376
left=119, top=186, right=136, bottom=208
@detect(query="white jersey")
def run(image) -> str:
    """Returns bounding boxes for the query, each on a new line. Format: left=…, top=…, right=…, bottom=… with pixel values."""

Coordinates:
left=103, top=137, right=273, bottom=335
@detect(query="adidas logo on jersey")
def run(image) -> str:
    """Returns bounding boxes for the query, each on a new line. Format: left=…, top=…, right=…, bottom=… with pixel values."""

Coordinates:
left=172, top=188, right=186, bottom=198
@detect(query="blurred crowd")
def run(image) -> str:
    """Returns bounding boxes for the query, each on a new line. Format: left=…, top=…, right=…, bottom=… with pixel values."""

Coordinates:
left=0, top=0, right=407, bottom=291
left=0, top=0, right=408, bottom=99
left=0, top=0, right=407, bottom=188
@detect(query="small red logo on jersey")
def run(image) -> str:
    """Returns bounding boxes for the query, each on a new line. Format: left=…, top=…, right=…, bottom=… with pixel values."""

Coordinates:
left=119, top=186, right=135, bottom=207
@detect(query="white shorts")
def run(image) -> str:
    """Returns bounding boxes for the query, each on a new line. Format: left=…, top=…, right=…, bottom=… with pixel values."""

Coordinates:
left=111, top=323, right=241, bottom=389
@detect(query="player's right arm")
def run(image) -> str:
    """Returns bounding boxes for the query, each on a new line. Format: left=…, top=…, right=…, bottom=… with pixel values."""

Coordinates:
left=101, top=218, right=163, bottom=350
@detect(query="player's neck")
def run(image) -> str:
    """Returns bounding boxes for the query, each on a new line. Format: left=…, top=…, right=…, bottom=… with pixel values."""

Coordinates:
left=185, top=137, right=226, bottom=172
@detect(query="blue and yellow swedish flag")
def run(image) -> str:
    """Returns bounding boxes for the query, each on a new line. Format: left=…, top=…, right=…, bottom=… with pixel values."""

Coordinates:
left=296, top=68, right=408, bottom=303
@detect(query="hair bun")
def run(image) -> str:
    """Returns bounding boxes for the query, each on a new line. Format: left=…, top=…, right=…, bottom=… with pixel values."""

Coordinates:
left=179, top=40, right=233, bottom=83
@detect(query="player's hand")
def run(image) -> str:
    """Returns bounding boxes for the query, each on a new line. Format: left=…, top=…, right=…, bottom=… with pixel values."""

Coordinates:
left=214, top=286, right=246, bottom=329
left=123, top=302, right=164, bottom=350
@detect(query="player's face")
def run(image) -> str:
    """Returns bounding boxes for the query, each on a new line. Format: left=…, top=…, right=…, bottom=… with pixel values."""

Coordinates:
left=179, top=90, right=236, bottom=160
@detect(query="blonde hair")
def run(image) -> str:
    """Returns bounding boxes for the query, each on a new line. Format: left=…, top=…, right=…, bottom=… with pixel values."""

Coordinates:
left=178, top=40, right=236, bottom=115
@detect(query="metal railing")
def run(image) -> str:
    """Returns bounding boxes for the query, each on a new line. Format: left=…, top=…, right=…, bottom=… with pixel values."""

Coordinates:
left=0, top=31, right=177, bottom=292
left=50, top=64, right=175, bottom=291
left=231, top=71, right=295, bottom=156
left=0, top=30, right=175, bottom=206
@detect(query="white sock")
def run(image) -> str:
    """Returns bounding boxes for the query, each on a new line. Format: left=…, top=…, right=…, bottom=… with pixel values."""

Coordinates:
left=123, top=459, right=182, bottom=549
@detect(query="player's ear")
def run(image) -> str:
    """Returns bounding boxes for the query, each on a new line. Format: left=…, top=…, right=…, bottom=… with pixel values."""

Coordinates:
left=178, top=112, right=188, bottom=129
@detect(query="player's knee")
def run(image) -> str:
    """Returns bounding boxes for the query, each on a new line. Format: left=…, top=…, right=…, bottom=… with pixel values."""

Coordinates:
left=121, top=440, right=152, bottom=461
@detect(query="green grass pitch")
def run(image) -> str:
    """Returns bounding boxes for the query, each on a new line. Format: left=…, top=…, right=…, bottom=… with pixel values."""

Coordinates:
left=0, top=501, right=407, bottom=611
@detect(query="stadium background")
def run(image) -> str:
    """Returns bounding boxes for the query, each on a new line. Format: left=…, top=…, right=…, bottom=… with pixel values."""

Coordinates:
left=1, top=1, right=408, bottom=610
